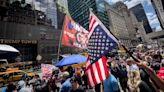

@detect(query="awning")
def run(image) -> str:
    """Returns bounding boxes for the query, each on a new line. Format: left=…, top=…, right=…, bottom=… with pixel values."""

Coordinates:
left=0, top=44, right=19, bottom=52
left=0, top=44, right=20, bottom=59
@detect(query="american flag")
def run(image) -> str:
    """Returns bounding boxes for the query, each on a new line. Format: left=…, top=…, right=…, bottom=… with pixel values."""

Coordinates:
left=85, top=11, right=119, bottom=88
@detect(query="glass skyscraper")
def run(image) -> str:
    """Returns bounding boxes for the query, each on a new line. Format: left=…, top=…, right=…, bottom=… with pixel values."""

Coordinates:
left=68, top=0, right=109, bottom=30
left=130, top=4, right=153, bottom=34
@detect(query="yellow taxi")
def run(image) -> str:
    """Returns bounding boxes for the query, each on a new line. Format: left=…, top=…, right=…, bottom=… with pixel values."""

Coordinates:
left=0, top=70, right=34, bottom=85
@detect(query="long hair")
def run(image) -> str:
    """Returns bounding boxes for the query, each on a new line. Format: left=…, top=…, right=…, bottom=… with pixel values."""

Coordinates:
left=127, top=70, right=141, bottom=92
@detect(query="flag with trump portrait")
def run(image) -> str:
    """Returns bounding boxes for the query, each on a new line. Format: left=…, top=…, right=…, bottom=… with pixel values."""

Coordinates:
left=62, top=16, right=89, bottom=49
left=85, top=10, right=119, bottom=88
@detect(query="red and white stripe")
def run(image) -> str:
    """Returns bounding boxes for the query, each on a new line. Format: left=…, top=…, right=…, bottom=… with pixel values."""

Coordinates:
left=85, top=56, right=109, bottom=88
left=88, top=13, right=98, bottom=38
left=88, top=11, right=119, bottom=44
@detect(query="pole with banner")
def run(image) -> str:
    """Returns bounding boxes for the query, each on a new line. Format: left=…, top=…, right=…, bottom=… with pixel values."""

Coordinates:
left=57, top=17, right=66, bottom=62
left=57, top=15, right=89, bottom=61
left=54, top=0, right=73, bottom=62
left=57, top=29, right=64, bottom=62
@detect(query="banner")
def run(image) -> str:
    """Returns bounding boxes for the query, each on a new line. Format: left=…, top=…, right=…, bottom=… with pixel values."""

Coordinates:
left=62, top=16, right=89, bottom=49
left=41, top=64, right=56, bottom=79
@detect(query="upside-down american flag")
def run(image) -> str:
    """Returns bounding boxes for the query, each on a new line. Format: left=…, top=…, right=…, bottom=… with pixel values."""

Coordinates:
left=85, top=10, right=119, bottom=88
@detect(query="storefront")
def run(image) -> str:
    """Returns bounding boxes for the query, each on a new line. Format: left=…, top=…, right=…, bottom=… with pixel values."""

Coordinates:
left=0, top=39, right=37, bottom=62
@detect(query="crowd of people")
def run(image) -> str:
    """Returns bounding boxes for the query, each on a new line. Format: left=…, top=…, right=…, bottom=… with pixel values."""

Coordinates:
left=104, top=45, right=164, bottom=92
left=1, top=45, right=164, bottom=92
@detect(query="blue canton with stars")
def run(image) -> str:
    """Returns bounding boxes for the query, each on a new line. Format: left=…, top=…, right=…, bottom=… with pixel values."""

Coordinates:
left=87, top=25, right=118, bottom=64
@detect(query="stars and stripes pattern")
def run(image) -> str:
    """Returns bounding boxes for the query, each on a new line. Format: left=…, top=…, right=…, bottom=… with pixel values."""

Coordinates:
left=87, top=25, right=118, bottom=63
left=86, top=56, right=109, bottom=88
left=85, top=10, right=119, bottom=88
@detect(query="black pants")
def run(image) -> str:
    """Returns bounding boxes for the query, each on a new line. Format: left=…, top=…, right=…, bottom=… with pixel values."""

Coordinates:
left=95, top=83, right=101, bottom=92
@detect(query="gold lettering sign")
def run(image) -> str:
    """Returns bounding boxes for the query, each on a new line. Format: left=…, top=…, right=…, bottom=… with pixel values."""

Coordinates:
left=0, top=39, right=37, bottom=44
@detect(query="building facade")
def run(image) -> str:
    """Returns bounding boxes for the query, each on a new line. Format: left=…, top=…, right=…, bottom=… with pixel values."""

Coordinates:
left=0, top=1, right=81, bottom=63
left=58, top=0, right=68, bottom=10
left=67, top=0, right=109, bottom=30
left=0, top=1, right=60, bottom=63
left=105, top=2, right=151, bottom=46
left=0, top=21, right=61, bottom=63
left=3, top=1, right=53, bottom=26
left=129, top=4, right=153, bottom=34
left=0, top=0, right=9, bottom=20
left=112, top=2, right=137, bottom=41
left=105, top=3, right=132, bottom=47
left=46, top=2, right=58, bottom=29
left=151, top=0, right=164, bottom=29
left=130, top=12, right=150, bottom=44
left=56, top=4, right=66, bottom=29
left=113, top=2, right=151, bottom=45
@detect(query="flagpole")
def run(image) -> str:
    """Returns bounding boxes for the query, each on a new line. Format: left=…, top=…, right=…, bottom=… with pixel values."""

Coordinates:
left=54, top=0, right=73, bottom=62
left=121, top=45, right=139, bottom=62
left=57, top=29, right=63, bottom=62
left=57, top=14, right=66, bottom=62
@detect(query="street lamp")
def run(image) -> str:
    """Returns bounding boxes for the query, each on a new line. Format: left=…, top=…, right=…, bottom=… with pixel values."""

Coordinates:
left=36, top=54, right=42, bottom=65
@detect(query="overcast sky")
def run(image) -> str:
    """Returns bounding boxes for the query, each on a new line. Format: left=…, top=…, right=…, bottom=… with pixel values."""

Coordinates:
left=105, top=0, right=162, bottom=31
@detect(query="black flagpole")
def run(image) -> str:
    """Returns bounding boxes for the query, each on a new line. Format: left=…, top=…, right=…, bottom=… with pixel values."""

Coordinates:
left=121, top=45, right=139, bottom=62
